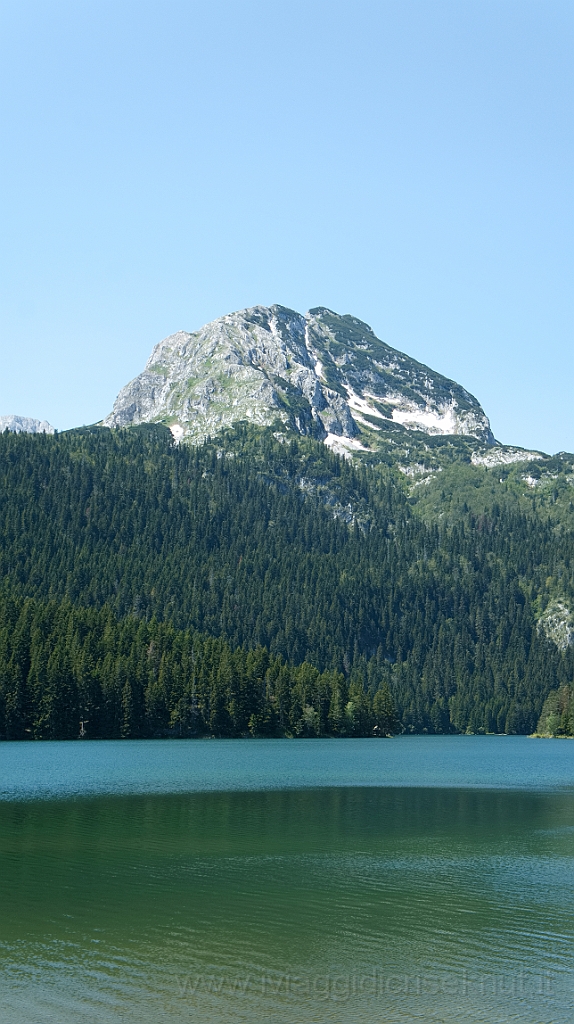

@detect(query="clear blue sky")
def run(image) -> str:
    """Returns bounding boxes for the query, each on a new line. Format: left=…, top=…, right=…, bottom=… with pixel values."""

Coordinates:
left=0, top=0, right=572, bottom=452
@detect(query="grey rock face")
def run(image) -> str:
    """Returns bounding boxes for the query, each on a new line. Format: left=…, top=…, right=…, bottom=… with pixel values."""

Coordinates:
left=0, top=415, right=55, bottom=434
left=104, top=305, right=495, bottom=448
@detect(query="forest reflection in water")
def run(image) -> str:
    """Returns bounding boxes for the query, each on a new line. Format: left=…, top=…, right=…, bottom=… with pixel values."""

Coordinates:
left=1, top=782, right=573, bottom=1023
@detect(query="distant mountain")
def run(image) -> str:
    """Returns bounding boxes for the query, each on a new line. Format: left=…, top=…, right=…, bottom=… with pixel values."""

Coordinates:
left=0, top=414, right=55, bottom=435
left=104, top=305, right=498, bottom=454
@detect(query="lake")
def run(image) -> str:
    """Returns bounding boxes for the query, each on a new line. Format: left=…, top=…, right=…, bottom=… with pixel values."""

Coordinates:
left=1, top=736, right=573, bottom=1023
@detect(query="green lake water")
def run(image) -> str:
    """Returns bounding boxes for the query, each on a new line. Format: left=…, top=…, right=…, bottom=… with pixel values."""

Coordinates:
left=1, top=737, right=573, bottom=1023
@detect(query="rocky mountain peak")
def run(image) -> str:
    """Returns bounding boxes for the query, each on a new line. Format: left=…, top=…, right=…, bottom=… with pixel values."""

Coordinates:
left=0, top=415, right=55, bottom=435
left=104, top=305, right=495, bottom=451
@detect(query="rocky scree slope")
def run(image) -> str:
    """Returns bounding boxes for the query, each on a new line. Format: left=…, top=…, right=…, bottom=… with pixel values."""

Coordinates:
left=104, top=305, right=497, bottom=455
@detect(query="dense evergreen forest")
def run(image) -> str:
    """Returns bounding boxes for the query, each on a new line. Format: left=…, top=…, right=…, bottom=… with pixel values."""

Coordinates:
left=0, top=594, right=397, bottom=740
left=536, top=685, right=574, bottom=737
left=0, top=424, right=573, bottom=739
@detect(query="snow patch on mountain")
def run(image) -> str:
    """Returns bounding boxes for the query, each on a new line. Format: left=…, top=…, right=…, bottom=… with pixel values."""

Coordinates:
left=346, top=389, right=384, bottom=419
left=324, top=432, right=370, bottom=457
left=170, top=424, right=184, bottom=443
left=390, top=401, right=458, bottom=434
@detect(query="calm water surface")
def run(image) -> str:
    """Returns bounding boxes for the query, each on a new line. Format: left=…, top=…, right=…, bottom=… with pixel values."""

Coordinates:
left=1, top=737, right=573, bottom=1023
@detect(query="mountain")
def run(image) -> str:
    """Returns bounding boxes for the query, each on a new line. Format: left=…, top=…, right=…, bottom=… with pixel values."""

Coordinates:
left=0, top=424, right=572, bottom=740
left=1, top=305, right=572, bottom=741
left=0, top=414, right=55, bottom=434
left=104, top=305, right=498, bottom=455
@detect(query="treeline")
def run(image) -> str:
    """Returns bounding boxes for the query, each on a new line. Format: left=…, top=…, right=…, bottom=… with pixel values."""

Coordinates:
left=535, top=685, right=574, bottom=737
left=0, top=594, right=397, bottom=740
left=0, top=424, right=573, bottom=737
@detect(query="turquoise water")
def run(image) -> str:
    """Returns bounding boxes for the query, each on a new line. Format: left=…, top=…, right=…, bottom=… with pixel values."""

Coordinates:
left=2, top=735, right=574, bottom=800
left=1, top=737, right=573, bottom=1023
